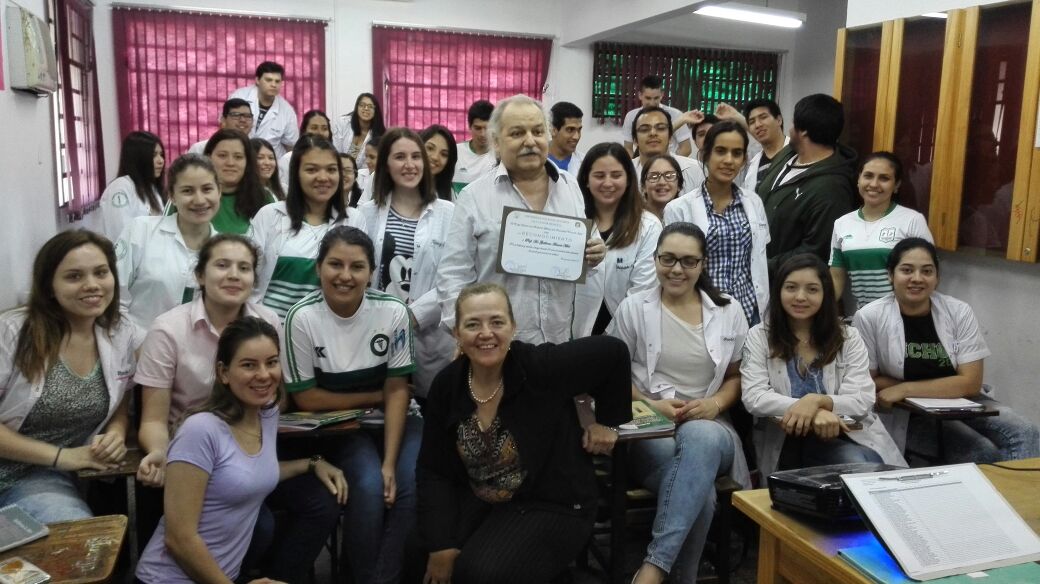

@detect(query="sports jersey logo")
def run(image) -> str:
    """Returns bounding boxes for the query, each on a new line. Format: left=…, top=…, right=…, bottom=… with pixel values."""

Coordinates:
left=371, top=334, right=389, bottom=356
left=314, top=346, right=327, bottom=358
left=879, top=227, right=897, bottom=243
left=393, top=329, right=407, bottom=351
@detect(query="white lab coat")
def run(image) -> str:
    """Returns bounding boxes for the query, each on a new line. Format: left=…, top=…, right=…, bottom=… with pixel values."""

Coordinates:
left=358, top=196, right=455, bottom=397
left=277, top=151, right=292, bottom=194
left=332, top=114, right=373, bottom=159
left=852, top=292, right=992, bottom=449
left=98, top=176, right=161, bottom=242
left=572, top=211, right=661, bottom=338
left=0, top=308, right=143, bottom=436
left=115, top=215, right=217, bottom=331
left=608, top=286, right=751, bottom=488
left=228, top=85, right=299, bottom=158
left=740, top=324, right=907, bottom=477
left=663, top=186, right=771, bottom=319
left=634, top=155, right=705, bottom=197
left=436, top=162, right=586, bottom=344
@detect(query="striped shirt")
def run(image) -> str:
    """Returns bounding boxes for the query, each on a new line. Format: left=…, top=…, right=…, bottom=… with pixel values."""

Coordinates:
left=379, top=208, right=419, bottom=300
left=830, top=204, right=934, bottom=309
left=701, top=185, right=758, bottom=324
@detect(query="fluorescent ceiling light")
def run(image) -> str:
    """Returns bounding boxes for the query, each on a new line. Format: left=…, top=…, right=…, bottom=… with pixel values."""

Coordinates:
left=694, top=3, right=806, bottom=29
left=922, top=12, right=948, bottom=19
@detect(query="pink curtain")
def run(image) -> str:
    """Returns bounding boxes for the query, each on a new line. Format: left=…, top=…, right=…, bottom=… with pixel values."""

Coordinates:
left=371, top=26, right=552, bottom=142
left=112, top=8, right=326, bottom=158
left=57, top=0, right=104, bottom=219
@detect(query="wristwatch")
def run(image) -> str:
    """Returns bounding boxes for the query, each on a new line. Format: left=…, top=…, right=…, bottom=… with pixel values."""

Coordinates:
left=308, top=454, right=324, bottom=473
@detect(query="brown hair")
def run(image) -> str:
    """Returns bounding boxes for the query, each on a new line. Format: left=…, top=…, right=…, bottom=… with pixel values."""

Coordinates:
left=577, top=142, right=644, bottom=249
left=15, top=230, right=121, bottom=383
left=372, top=127, right=436, bottom=207
left=454, top=282, right=515, bottom=330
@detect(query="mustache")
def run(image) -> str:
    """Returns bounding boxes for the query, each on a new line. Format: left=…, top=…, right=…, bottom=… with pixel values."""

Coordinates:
left=518, top=148, right=540, bottom=156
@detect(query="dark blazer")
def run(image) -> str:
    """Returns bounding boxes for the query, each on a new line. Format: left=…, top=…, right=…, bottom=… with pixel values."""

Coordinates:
left=417, top=336, right=632, bottom=552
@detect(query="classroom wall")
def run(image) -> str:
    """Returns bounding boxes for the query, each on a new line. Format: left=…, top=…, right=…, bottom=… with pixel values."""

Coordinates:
left=849, top=0, right=1040, bottom=427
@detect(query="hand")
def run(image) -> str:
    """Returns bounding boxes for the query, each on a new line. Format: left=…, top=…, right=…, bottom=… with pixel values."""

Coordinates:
left=680, top=109, right=705, bottom=127
left=424, top=548, right=461, bottom=584
left=313, top=459, right=349, bottom=505
left=584, top=237, right=607, bottom=267
left=650, top=398, right=688, bottom=422
left=677, top=398, right=721, bottom=422
left=90, top=431, right=127, bottom=463
left=54, top=445, right=112, bottom=472
left=382, top=464, right=397, bottom=508
left=811, top=410, right=848, bottom=440
left=780, top=395, right=824, bottom=437
left=876, top=385, right=908, bottom=409
left=136, top=450, right=166, bottom=487
left=714, top=102, right=746, bottom=125
left=582, top=424, right=619, bottom=455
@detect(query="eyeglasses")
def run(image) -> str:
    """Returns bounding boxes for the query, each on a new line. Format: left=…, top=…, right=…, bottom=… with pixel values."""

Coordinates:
left=227, top=112, right=254, bottom=120
left=357, top=103, right=375, bottom=111
left=636, top=123, right=670, bottom=135
left=646, top=171, right=678, bottom=183
left=656, top=254, right=703, bottom=269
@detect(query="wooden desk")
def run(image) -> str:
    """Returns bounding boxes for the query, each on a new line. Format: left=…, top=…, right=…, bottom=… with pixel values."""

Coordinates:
left=78, top=448, right=143, bottom=573
left=0, top=515, right=127, bottom=584
left=734, top=458, right=1040, bottom=584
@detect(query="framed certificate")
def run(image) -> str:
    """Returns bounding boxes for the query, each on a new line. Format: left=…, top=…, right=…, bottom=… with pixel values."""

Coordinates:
left=495, top=207, right=594, bottom=283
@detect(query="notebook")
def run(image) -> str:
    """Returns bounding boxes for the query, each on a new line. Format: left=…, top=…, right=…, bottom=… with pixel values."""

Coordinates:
left=0, top=506, right=48, bottom=553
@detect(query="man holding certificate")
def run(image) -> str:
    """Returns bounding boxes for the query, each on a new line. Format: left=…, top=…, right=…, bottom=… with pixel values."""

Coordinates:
left=437, top=95, right=607, bottom=343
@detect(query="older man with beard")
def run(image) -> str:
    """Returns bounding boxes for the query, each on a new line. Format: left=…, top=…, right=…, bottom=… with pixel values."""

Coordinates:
left=436, top=94, right=607, bottom=344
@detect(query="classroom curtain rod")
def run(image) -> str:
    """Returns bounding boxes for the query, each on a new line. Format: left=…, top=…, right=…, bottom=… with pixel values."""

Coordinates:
left=109, top=3, right=329, bottom=24
left=371, top=21, right=555, bottom=40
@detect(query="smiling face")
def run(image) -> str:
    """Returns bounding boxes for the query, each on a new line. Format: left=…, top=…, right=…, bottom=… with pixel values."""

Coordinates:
left=218, top=336, right=281, bottom=410
left=223, top=105, right=254, bottom=134
left=747, top=106, right=783, bottom=146
left=298, top=148, right=340, bottom=212
left=356, top=96, right=376, bottom=123
left=552, top=117, right=583, bottom=155
left=304, top=116, right=331, bottom=140
left=198, top=240, right=255, bottom=308
left=587, top=154, right=628, bottom=211
left=171, top=165, right=221, bottom=226
left=52, top=244, right=115, bottom=325
left=454, top=291, right=516, bottom=372
left=210, top=139, right=247, bottom=192
left=644, top=158, right=680, bottom=207
left=424, top=133, right=449, bottom=176
left=495, top=102, right=549, bottom=174
left=387, top=137, right=424, bottom=191
left=655, top=233, right=704, bottom=300
left=318, top=242, right=372, bottom=317
left=705, top=130, right=746, bottom=186
left=858, top=157, right=900, bottom=209
left=635, top=110, right=671, bottom=158
left=780, top=267, right=824, bottom=324
left=153, top=144, right=165, bottom=179
left=255, top=145, right=276, bottom=181
left=890, top=247, right=938, bottom=311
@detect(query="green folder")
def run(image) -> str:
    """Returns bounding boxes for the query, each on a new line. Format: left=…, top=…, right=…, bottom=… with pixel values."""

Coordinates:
left=840, top=540, right=1040, bottom=583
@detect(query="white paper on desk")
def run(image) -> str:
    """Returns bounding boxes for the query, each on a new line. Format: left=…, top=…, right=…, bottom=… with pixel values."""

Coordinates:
left=841, top=463, right=1040, bottom=581
left=904, top=397, right=982, bottom=410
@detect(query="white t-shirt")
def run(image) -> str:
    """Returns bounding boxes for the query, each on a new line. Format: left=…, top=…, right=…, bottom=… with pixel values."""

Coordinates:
left=282, top=289, right=416, bottom=394
left=620, top=105, right=693, bottom=153
left=654, top=308, right=717, bottom=400
left=452, top=141, right=496, bottom=194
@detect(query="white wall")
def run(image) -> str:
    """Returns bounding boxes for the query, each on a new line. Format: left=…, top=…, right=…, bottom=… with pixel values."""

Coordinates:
left=0, top=0, right=63, bottom=309
left=849, top=0, right=1040, bottom=428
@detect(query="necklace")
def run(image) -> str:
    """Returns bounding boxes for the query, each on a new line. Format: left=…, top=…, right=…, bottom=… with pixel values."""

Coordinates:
left=468, top=369, right=503, bottom=405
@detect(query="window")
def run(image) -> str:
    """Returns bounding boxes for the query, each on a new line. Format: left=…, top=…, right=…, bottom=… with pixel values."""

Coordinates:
left=51, top=0, right=104, bottom=219
left=371, top=26, right=552, bottom=142
left=112, top=8, right=326, bottom=159
left=591, top=42, right=779, bottom=121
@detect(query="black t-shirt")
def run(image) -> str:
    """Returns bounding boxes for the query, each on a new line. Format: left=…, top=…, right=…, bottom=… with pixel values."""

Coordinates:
left=902, top=312, right=957, bottom=381
left=755, top=152, right=775, bottom=187
left=256, top=105, right=270, bottom=128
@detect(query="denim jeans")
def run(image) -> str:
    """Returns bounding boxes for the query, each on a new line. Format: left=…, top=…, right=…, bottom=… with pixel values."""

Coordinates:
left=628, top=419, right=735, bottom=579
left=0, top=467, right=91, bottom=523
left=907, top=397, right=1040, bottom=463
left=777, top=434, right=883, bottom=470
left=334, top=414, right=422, bottom=584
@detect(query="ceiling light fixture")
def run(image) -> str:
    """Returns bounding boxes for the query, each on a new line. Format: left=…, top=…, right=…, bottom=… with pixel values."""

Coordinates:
left=922, top=12, right=948, bottom=19
left=694, top=2, right=806, bottom=29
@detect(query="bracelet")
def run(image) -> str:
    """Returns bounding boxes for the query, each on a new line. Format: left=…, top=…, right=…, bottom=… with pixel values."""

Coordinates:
left=604, top=425, right=620, bottom=434
left=308, top=454, right=324, bottom=474
left=711, top=397, right=722, bottom=413
left=52, top=447, right=62, bottom=468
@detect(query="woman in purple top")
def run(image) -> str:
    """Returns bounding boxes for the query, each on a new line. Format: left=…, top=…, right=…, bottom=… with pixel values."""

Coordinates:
left=135, top=317, right=347, bottom=584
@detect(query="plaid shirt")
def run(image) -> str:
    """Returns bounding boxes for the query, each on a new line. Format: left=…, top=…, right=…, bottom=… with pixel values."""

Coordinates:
left=701, top=185, right=758, bottom=324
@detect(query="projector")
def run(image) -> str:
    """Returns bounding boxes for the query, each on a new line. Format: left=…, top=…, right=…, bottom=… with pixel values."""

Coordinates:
left=767, top=462, right=902, bottom=520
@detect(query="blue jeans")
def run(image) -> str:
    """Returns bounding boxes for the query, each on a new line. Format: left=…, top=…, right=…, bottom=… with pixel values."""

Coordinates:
left=0, top=468, right=91, bottom=523
left=629, top=419, right=735, bottom=579
left=334, top=414, right=422, bottom=584
left=907, top=397, right=1040, bottom=463
left=777, top=434, right=883, bottom=470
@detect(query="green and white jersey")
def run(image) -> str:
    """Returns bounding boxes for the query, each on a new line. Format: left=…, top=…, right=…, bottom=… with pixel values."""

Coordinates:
left=282, top=289, right=416, bottom=394
left=452, top=141, right=496, bottom=195
left=830, top=204, right=933, bottom=308
left=249, top=201, right=367, bottom=320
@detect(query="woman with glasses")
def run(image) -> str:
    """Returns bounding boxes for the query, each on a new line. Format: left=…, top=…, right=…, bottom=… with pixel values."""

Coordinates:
left=664, top=122, right=770, bottom=326
left=640, top=155, right=684, bottom=222
left=608, top=222, right=750, bottom=583
left=572, top=143, right=661, bottom=338
left=333, top=93, right=386, bottom=162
